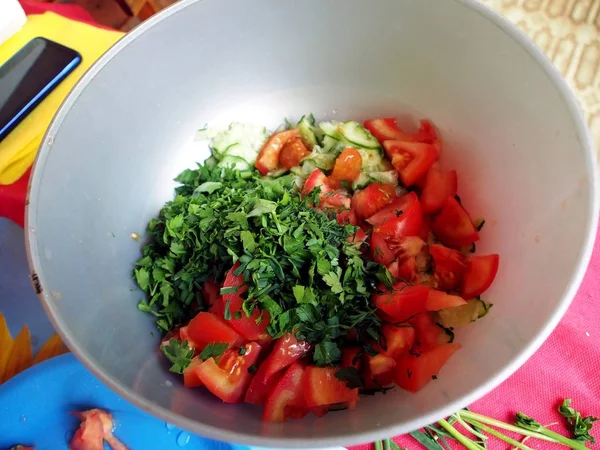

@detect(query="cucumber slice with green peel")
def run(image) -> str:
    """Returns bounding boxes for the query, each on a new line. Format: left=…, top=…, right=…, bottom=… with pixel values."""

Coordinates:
left=340, top=120, right=380, bottom=149
left=204, top=155, right=218, bottom=168
left=209, top=122, right=268, bottom=162
left=319, top=121, right=343, bottom=140
left=297, top=114, right=318, bottom=148
left=217, top=155, right=252, bottom=171
left=357, top=148, right=386, bottom=170
left=302, top=152, right=337, bottom=171
left=435, top=298, right=493, bottom=328
left=368, top=170, right=399, bottom=186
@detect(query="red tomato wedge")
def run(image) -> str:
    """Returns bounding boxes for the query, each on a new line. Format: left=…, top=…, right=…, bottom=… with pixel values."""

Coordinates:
left=426, top=289, right=467, bottom=311
left=255, top=129, right=300, bottom=175
left=183, top=357, right=204, bottom=388
left=367, top=192, right=419, bottom=227
left=386, top=236, right=427, bottom=262
left=336, top=209, right=358, bottom=226
left=244, top=361, right=282, bottom=406
left=431, top=197, right=479, bottom=248
left=351, top=183, right=397, bottom=219
left=368, top=193, right=423, bottom=239
left=70, top=409, right=127, bottom=450
left=187, top=312, right=243, bottom=351
left=302, top=169, right=350, bottom=210
left=302, top=168, right=331, bottom=197
left=429, top=243, right=468, bottom=291
left=368, top=354, right=396, bottom=376
left=412, top=120, right=438, bottom=144
left=411, top=313, right=454, bottom=347
left=420, top=166, right=458, bottom=213
left=383, top=140, right=438, bottom=187
left=329, top=148, right=362, bottom=188
left=195, top=342, right=262, bottom=403
left=370, top=232, right=395, bottom=265
left=263, top=332, right=311, bottom=380
left=279, top=137, right=311, bottom=169
left=372, top=283, right=430, bottom=322
left=221, top=263, right=271, bottom=343
left=461, top=254, right=500, bottom=298
left=347, top=229, right=368, bottom=247
left=364, top=118, right=413, bottom=142
left=380, top=325, right=415, bottom=359
left=394, top=343, right=460, bottom=392
left=263, top=362, right=307, bottom=422
left=179, top=326, right=198, bottom=350
left=304, top=366, right=359, bottom=408
left=387, top=257, right=417, bottom=282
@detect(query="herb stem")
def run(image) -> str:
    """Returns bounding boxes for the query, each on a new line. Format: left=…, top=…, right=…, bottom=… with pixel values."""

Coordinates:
left=437, top=419, right=486, bottom=450
left=463, top=418, right=534, bottom=450
left=374, top=440, right=383, bottom=450
left=383, top=438, right=391, bottom=450
left=459, top=411, right=590, bottom=450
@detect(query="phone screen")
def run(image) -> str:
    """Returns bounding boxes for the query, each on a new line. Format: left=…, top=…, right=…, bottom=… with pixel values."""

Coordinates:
left=0, top=37, right=81, bottom=142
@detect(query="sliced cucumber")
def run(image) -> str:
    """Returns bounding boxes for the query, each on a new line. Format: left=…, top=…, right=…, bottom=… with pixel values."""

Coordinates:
left=297, top=114, right=318, bottom=148
left=217, top=155, right=252, bottom=171
left=302, top=152, right=337, bottom=171
left=435, top=298, right=493, bottom=328
left=368, top=170, right=399, bottom=186
left=434, top=324, right=455, bottom=344
left=352, top=173, right=372, bottom=190
left=357, top=148, right=386, bottom=171
left=204, top=155, right=218, bottom=168
left=209, top=123, right=268, bottom=163
left=319, top=121, right=342, bottom=140
left=340, top=120, right=380, bottom=149
left=321, top=135, right=342, bottom=153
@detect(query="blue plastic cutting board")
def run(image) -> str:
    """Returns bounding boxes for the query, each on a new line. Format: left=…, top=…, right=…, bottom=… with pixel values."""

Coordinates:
left=0, top=354, right=248, bottom=450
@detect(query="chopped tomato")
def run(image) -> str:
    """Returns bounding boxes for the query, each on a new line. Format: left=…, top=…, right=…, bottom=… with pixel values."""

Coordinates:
left=329, top=148, right=362, bottom=188
left=244, top=361, right=282, bottom=405
left=179, top=326, right=198, bottom=350
left=394, top=343, right=460, bottom=392
left=255, top=129, right=300, bottom=175
left=263, top=362, right=307, bottom=422
left=336, top=209, right=358, bottom=226
left=351, top=183, right=397, bottom=219
left=370, top=232, right=395, bottom=265
left=368, top=354, right=396, bottom=376
left=426, top=289, right=467, bottom=311
left=342, top=347, right=362, bottom=369
left=429, top=244, right=468, bottom=291
left=367, top=192, right=419, bottom=227
left=418, top=214, right=433, bottom=240
left=372, top=283, right=430, bottom=322
left=279, top=137, right=311, bottom=169
left=196, top=342, right=262, bottom=403
left=304, top=366, right=359, bottom=408
left=263, top=332, right=311, bottom=380
left=302, top=169, right=350, bottom=210
left=412, top=120, right=438, bottom=144
left=302, top=168, right=331, bottom=197
left=187, top=312, right=243, bottom=351
left=431, top=197, right=479, bottom=248
left=347, top=229, right=367, bottom=247
left=387, top=257, right=417, bottom=282
left=183, top=357, right=204, bottom=387
left=221, top=263, right=271, bottom=343
left=380, top=325, right=415, bottom=359
left=383, top=140, right=438, bottom=187
left=386, top=236, right=427, bottom=262
left=364, top=118, right=413, bottom=142
left=411, top=313, right=454, bottom=347
left=369, top=193, right=423, bottom=239
left=70, top=409, right=127, bottom=450
left=420, top=166, right=458, bottom=213
left=322, top=191, right=352, bottom=210
left=461, top=254, right=500, bottom=298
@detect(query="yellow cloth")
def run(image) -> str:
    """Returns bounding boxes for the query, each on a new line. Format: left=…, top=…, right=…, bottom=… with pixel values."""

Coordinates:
left=0, top=12, right=123, bottom=185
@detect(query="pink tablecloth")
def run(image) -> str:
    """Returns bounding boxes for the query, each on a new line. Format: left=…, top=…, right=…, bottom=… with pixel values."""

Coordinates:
left=353, top=233, right=600, bottom=449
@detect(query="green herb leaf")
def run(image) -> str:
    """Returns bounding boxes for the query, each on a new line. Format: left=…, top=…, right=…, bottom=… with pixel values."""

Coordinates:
left=559, top=399, right=598, bottom=444
left=313, top=339, right=341, bottom=366
left=161, top=339, right=193, bottom=374
left=334, top=366, right=363, bottom=389
left=198, top=342, right=229, bottom=361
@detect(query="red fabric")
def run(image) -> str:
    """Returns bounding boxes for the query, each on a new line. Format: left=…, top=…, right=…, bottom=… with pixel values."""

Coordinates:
left=0, top=2, right=111, bottom=227
left=351, top=238, right=600, bottom=449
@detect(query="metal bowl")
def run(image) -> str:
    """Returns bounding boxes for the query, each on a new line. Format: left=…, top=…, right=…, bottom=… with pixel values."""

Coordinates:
left=26, top=0, right=598, bottom=447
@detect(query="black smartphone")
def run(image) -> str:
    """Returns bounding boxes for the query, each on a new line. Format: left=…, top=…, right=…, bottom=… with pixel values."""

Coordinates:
left=0, top=37, right=82, bottom=142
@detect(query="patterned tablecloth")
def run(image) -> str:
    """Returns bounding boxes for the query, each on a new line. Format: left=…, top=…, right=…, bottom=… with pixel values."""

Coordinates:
left=0, top=0, right=599, bottom=449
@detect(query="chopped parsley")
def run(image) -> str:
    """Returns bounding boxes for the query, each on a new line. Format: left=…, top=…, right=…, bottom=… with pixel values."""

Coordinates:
left=198, top=342, right=229, bottom=362
left=161, top=339, right=193, bottom=374
left=135, top=165, right=385, bottom=366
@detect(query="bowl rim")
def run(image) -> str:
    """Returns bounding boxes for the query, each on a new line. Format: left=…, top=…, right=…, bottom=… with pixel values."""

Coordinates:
left=25, top=0, right=599, bottom=447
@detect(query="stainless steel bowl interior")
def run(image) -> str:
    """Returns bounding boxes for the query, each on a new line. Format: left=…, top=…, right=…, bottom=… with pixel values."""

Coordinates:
left=26, top=0, right=597, bottom=447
